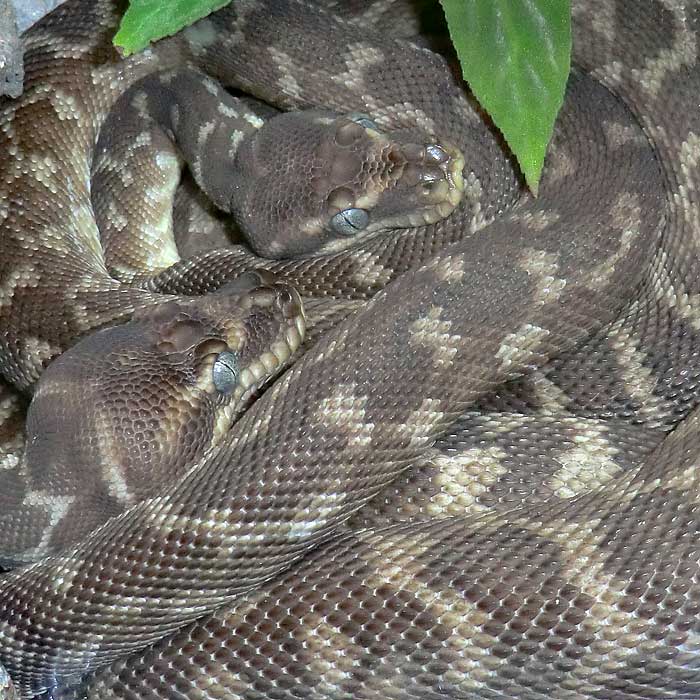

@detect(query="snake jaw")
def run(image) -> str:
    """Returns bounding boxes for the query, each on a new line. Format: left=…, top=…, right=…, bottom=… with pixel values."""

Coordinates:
left=386, top=140, right=465, bottom=228
left=209, top=285, right=306, bottom=446
left=347, top=137, right=466, bottom=234
left=235, top=308, right=305, bottom=399
left=210, top=302, right=304, bottom=444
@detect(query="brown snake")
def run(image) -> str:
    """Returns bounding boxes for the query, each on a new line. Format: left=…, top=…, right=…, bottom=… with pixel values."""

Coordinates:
left=1, top=0, right=700, bottom=697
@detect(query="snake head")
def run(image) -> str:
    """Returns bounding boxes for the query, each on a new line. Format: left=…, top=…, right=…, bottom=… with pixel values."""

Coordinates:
left=11, top=272, right=305, bottom=561
left=228, top=110, right=465, bottom=258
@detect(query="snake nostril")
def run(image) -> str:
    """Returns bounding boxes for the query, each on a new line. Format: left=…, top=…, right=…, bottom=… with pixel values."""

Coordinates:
left=425, top=144, right=449, bottom=164
left=278, top=288, right=293, bottom=305
left=275, top=287, right=300, bottom=318
left=421, top=167, right=444, bottom=184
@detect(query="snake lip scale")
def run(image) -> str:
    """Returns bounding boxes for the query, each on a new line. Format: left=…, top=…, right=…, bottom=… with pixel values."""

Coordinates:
left=231, top=291, right=307, bottom=399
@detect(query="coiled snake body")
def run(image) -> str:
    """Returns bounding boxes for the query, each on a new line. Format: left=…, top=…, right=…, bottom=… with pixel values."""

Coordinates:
left=1, top=0, right=700, bottom=698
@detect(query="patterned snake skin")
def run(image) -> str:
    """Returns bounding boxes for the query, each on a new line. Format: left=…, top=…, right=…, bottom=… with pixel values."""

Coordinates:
left=1, top=0, right=700, bottom=697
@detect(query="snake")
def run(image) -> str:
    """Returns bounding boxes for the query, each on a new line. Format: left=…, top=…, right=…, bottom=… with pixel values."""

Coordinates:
left=0, top=0, right=699, bottom=697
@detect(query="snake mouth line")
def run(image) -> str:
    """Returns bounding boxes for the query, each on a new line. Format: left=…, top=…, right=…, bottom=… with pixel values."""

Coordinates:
left=362, top=140, right=466, bottom=231
left=212, top=308, right=305, bottom=441
left=237, top=312, right=306, bottom=399
left=407, top=143, right=465, bottom=227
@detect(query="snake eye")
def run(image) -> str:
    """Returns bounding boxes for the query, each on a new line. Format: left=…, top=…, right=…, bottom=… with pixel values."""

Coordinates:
left=212, top=350, right=240, bottom=394
left=349, top=112, right=377, bottom=130
left=330, top=208, right=369, bottom=236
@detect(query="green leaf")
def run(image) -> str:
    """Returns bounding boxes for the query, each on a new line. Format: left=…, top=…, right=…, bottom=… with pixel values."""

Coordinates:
left=114, top=0, right=231, bottom=56
left=440, top=0, right=571, bottom=194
